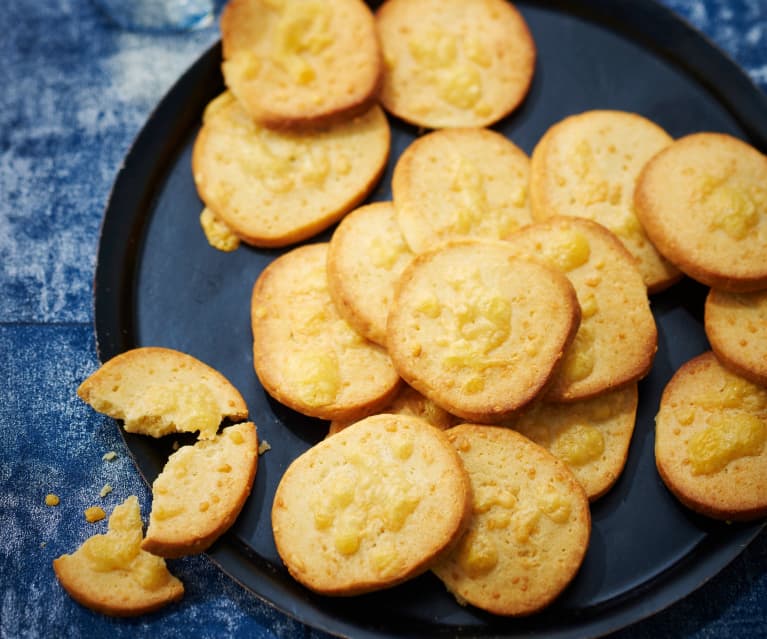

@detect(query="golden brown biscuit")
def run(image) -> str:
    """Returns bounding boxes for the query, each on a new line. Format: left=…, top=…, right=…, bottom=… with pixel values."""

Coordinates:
left=53, top=496, right=184, bottom=617
left=655, top=351, right=767, bottom=521
left=327, top=201, right=414, bottom=346
left=77, top=346, right=248, bottom=440
left=705, top=288, right=767, bottom=386
left=503, top=216, right=657, bottom=402
left=392, top=127, right=533, bottom=254
left=375, top=0, right=535, bottom=129
left=635, top=132, right=767, bottom=292
left=272, top=413, right=471, bottom=595
left=327, top=383, right=458, bottom=436
left=192, top=92, right=390, bottom=248
left=251, top=243, right=401, bottom=422
left=386, top=240, right=580, bottom=422
left=504, top=384, right=638, bottom=500
left=432, top=424, right=591, bottom=616
left=221, top=0, right=382, bottom=129
left=529, top=109, right=679, bottom=293
left=142, top=422, right=258, bottom=558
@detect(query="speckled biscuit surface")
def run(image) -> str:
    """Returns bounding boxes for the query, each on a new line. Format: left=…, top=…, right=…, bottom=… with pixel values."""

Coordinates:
left=192, top=92, right=390, bottom=248
left=142, top=422, right=258, bottom=558
left=634, top=132, right=767, bottom=292
left=375, top=0, right=535, bottom=129
left=705, top=289, right=767, bottom=386
left=386, top=240, right=580, bottom=422
left=431, top=424, right=591, bottom=616
left=76, top=346, right=248, bottom=440
left=529, top=110, right=678, bottom=292
left=272, top=413, right=471, bottom=595
left=251, top=243, right=401, bottom=421
left=328, top=383, right=458, bottom=436
left=504, top=384, right=638, bottom=500
left=655, top=351, right=767, bottom=521
left=53, top=497, right=184, bottom=617
left=327, top=201, right=414, bottom=346
left=221, top=0, right=382, bottom=129
left=392, top=127, right=532, bottom=254
left=503, top=216, right=657, bottom=402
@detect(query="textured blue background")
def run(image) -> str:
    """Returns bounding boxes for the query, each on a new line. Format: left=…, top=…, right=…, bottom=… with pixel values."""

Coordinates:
left=1, top=1, right=765, bottom=638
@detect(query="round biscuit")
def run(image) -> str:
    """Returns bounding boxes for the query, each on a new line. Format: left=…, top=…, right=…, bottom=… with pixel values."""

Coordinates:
left=432, top=424, right=591, bottom=616
left=221, top=0, right=382, bottom=129
left=529, top=109, right=679, bottom=293
left=375, top=0, right=535, bottom=129
left=386, top=240, right=581, bottom=422
left=327, top=201, right=415, bottom=346
left=504, top=384, right=638, bottom=500
left=705, top=288, right=767, bottom=386
left=391, top=127, right=533, bottom=254
left=634, top=132, right=767, bottom=292
left=251, top=243, right=401, bottom=422
left=272, top=413, right=472, bottom=595
left=655, top=351, right=767, bottom=521
left=503, top=216, right=657, bottom=402
left=192, top=92, right=390, bottom=248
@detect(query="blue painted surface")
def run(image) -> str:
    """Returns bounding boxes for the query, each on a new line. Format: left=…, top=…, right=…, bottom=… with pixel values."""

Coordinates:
left=0, top=1, right=764, bottom=637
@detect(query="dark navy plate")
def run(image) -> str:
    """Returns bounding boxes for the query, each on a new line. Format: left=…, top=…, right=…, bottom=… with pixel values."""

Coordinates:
left=94, top=2, right=767, bottom=637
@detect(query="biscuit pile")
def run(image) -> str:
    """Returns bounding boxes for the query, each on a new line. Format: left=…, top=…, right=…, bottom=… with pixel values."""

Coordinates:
left=55, top=348, right=258, bottom=615
left=227, top=0, right=767, bottom=616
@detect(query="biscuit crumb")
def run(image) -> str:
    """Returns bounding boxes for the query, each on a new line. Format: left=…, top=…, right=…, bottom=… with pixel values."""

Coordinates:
left=258, top=440, right=272, bottom=455
left=45, top=493, right=60, bottom=507
left=102, top=451, right=117, bottom=461
left=99, top=484, right=113, bottom=498
left=84, top=506, right=107, bottom=523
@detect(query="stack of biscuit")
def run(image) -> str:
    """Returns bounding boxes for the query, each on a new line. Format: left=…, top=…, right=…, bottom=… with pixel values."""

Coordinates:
left=245, top=2, right=767, bottom=615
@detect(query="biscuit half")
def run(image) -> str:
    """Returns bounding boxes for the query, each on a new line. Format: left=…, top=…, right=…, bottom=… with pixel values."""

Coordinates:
left=77, top=346, right=248, bottom=440
left=142, top=422, right=258, bottom=558
left=53, top=496, right=184, bottom=617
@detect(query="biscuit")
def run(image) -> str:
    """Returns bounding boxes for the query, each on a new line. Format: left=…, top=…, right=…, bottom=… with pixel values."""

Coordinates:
left=529, top=109, right=679, bottom=293
left=220, top=0, right=382, bottom=129
left=251, top=243, right=401, bottom=421
left=192, top=92, right=390, bottom=248
left=504, top=384, right=638, bottom=500
left=705, top=288, right=767, bottom=386
left=271, top=413, right=472, bottom=595
left=375, top=0, right=535, bottom=129
left=386, top=240, right=581, bottom=422
left=77, top=346, right=248, bottom=440
left=327, top=383, right=458, bottom=436
left=503, top=216, right=657, bottom=402
left=53, top=496, right=184, bottom=617
left=142, top=422, right=258, bottom=558
left=326, top=201, right=414, bottom=346
left=431, top=424, right=591, bottom=616
left=634, top=132, right=767, bottom=292
left=391, top=127, right=533, bottom=254
left=654, top=351, right=767, bottom=521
